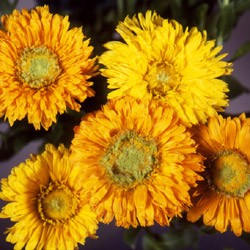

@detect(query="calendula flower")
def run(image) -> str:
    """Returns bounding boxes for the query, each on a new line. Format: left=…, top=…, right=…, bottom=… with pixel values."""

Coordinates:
left=70, top=97, right=204, bottom=228
left=0, top=5, right=97, bottom=130
left=187, top=113, right=250, bottom=236
left=0, top=144, right=98, bottom=250
left=99, top=11, right=232, bottom=126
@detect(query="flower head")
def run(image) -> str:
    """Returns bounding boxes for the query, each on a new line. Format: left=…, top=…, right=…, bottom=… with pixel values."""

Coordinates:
left=0, top=5, right=97, bottom=130
left=187, top=113, right=250, bottom=236
left=99, top=11, right=232, bottom=126
left=0, top=144, right=98, bottom=250
left=71, top=97, right=204, bottom=228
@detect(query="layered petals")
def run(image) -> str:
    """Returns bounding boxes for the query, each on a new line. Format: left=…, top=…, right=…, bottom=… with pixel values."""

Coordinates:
left=71, top=97, right=204, bottom=228
left=0, top=5, right=97, bottom=130
left=99, top=11, right=232, bottom=126
left=187, top=113, right=250, bottom=236
left=0, top=144, right=98, bottom=250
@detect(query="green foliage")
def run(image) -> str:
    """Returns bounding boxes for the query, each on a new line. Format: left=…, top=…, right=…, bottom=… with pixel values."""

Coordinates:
left=0, top=120, right=44, bottom=161
left=123, top=227, right=142, bottom=249
left=222, top=75, right=250, bottom=100
left=124, top=219, right=211, bottom=250
left=32, top=0, right=250, bottom=58
left=0, top=0, right=18, bottom=16
left=142, top=224, right=199, bottom=250
left=216, top=1, right=236, bottom=45
left=0, top=0, right=17, bottom=29
left=230, top=40, right=250, bottom=62
left=0, top=109, right=84, bottom=161
left=41, top=109, right=85, bottom=149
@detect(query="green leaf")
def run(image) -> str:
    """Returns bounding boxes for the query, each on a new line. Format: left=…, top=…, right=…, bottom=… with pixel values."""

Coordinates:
left=193, top=3, right=209, bottom=31
left=142, top=225, right=198, bottom=250
left=222, top=75, right=250, bottom=99
left=199, top=224, right=218, bottom=235
left=169, top=0, right=184, bottom=22
left=0, top=0, right=19, bottom=14
left=217, top=3, right=236, bottom=44
left=44, top=122, right=64, bottom=147
left=142, top=232, right=168, bottom=250
left=161, top=227, right=198, bottom=250
left=0, top=120, right=45, bottom=161
left=234, top=0, right=250, bottom=13
left=123, top=227, right=141, bottom=249
left=230, top=40, right=250, bottom=62
left=117, top=0, right=125, bottom=20
left=0, top=0, right=19, bottom=29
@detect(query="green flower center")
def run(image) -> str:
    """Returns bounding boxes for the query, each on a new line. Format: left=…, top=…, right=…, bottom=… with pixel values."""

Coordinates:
left=17, top=46, right=61, bottom=88
left=38, top=182, right=79, bottom=224
left=101, top=130, right=158, bottom=187
left=208, top=149, right=250, bottom=197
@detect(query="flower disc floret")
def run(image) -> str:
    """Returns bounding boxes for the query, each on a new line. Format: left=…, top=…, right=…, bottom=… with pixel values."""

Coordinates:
left=101, top=130, right=157, bottom=187
left=38, top=182, right=79, bottom=224
left=17, top=46, right=61, bottom=88
left=208, top=149, right=250, bottom=197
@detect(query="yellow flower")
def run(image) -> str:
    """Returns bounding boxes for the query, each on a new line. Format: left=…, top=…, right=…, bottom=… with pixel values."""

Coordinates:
left=187, top=113, right=250, bottom=236
left=0, top=5, right=97, bottom=130
left=99, top=10, right=232, bottom=126
left=71, top=97, right=204, bottom=228
left=0, top=144, right=98, bottom=250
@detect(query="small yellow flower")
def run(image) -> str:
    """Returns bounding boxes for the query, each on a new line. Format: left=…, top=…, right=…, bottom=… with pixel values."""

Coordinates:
left=71, top=97, right=204, bottom=228
left=187, top=113, right=250, bottom=236
left=99, top=10, right=232, bottom=126
left=0, top=5, right=97, bottom=130
left=0, top=144, right=98, bottom=250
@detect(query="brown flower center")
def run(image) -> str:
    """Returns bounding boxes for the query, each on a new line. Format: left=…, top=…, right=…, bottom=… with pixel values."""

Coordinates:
left=38, top=182, right=79, bottom=224
left=17, top=46, right=61, bottom=88
left=207, top=149, right=250, bottom=197
left=101, top=130, right=158, bottom=187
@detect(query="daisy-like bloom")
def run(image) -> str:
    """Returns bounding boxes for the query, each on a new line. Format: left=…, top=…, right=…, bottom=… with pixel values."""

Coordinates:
left=99, top=11, right=232, bottom=126
left=0, top=5, right=97, bottom=130
left=70, top=97, right=204, bottom=228
left=187, top=113, right=250, bottom=236
left=0, top=144, right=98, bottom=250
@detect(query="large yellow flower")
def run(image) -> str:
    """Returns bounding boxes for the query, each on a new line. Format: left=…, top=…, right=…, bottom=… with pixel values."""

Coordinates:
left=187, top=114, right=250, bottom=236
left=0, top=5, right=97, bottom=130
left=99, top=11, right=232, bottom=126
left=71, top=97, right=204, bottom=228
left=0, top=144, right=98, bottom=250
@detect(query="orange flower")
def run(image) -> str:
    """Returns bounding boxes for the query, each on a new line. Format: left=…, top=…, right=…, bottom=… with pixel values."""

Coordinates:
left=187, top=113, right=250, bottom=236
left=71, top=97, right=204, bottom=228
left=0, top=5, right=97, bottom=130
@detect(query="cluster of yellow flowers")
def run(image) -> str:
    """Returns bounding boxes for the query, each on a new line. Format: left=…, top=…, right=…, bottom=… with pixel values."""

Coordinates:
left=0, top=5, right=250, bottom=250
